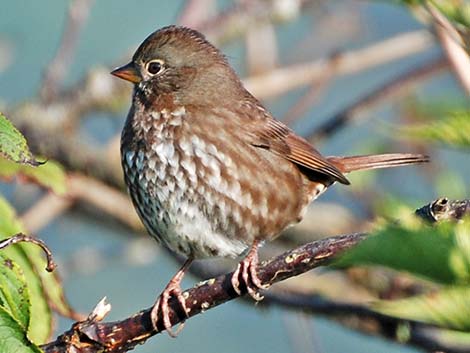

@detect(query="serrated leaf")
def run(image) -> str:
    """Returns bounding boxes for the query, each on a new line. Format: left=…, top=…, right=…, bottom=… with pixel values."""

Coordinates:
left=0, top=195, right=76, bottom=339
left=0, top=114, right=39, bottom=166
left=0, top=254, right=30, bottom=330
left=334, top=218, right=470, bottom=285
left=0, top=157, right=67, bottom=195
left=393, top=111, right=470, bottom=149
left=0, top=306, right=42, bottom=353
left=372, top=287, right=470, bottom=331
left=0, top=196, right=51, bottom=343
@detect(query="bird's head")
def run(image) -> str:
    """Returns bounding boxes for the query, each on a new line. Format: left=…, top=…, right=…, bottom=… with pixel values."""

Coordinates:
left=111, top=25, right=244, bottom=106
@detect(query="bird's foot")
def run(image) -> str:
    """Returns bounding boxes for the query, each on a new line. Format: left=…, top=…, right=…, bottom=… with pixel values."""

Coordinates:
left=231, top=243, right=269, bottom=301
left=150, top=259, right=192, bottom=337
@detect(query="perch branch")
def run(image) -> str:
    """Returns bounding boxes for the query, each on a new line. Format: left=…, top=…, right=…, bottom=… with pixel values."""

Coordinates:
left=39, top=198, right=469, bottom=352
left=40, top=233, right=364, bottom=353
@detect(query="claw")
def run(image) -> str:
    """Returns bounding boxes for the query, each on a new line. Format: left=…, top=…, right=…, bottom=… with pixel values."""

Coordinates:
left=150, top=258, right=193, bottom=337
left=231, top=241, right=268, bottom=301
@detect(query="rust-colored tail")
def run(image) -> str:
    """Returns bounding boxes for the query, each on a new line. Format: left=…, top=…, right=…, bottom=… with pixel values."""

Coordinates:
left=327, top=153, right=429, bottom=174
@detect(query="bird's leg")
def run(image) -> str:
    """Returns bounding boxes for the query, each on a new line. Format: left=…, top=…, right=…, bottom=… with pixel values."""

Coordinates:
left=151, top=257, right=193, bottom=337
left=231, top=240, right=269, bottom=301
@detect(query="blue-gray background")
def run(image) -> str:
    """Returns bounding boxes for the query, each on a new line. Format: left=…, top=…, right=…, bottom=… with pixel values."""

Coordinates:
left=0, top=1, right=466, bottom=352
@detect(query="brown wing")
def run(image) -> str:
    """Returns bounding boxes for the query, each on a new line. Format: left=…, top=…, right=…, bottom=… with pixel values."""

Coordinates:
left=245, top=109, right=350, bottom=185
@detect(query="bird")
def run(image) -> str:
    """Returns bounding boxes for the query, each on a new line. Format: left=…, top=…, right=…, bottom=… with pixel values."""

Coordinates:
left=111, top=25, right=428, bottom=336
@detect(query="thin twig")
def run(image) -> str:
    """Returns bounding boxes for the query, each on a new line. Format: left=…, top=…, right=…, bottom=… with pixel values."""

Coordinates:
left=426, top=3, right=470, bottom=95
left=177, top=0, right=216, bottom=27
left=40, top=0, right=95, bottom=101
left=20, top=193, right=73, bottom=233
left=244, top=30, right=434, bottom=99
left=245, top=21, right=278, bottom=75
left=262, top=290, right=470, bottom=353
left=193, top=0, right=307, bottom=44
left=0, top=233, right=56, bottom=272
left=282, top=52, right=340, bottom=125
left=20, top=173, right=142, bottom=234
left=308, top=56, right=448, bottom=142
left=8, top=33, right=437, bottom=189
left=67, top=173, right=143, bottom=231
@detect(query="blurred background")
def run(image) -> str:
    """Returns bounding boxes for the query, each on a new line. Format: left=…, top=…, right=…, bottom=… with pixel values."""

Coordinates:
left=0, top=1, right=469, bottom=352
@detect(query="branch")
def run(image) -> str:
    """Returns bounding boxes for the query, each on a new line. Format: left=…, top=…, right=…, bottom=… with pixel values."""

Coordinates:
left=20, top=193, right=72, bottom=234
left=177, top=0, right=216, bottom=28
left=40, top=0, right=95, bottom=101
left=263, top=291, right=470, bottom=353
left=40, top=233, right=364, bottom=353
left=307, top=56, right=448, bottom=142
left=415, top=197, right=470, bottom=223
left=191, top=0, right=307, bottom=45
left=427, top=3, right=470, bottom=95
left=0, top=233, right=56, bottom=272
left=20, top=173, right=142, bottom=234
left=8, top=31, right=438, bottom=190
left=39, top=198, right=469, bottom=353
left=244, top=30, right=434, bottom=99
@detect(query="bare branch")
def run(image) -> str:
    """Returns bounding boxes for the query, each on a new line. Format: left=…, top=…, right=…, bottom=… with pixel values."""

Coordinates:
left=39, top=198, right=469, bottom=353
left=263, top=291, right=470, bottom=353
left=7, top=32, right=438, bottom=191
left=0, top=233, right=56, bottom=272
left=177, top=0, right=217, bottom=28
left=193, top=0, right=305, bottom=44
left=308, top=56, right=448, bottom=142
left=67, top=173, right=143, bottom=231
left=427, top=3, right=470, bottom=95
left=20, top=193, right=72, bottom=233
left=415, top=197, right=470, bottom=223
left=41, top=233, right=363, bottom=353
left=40, top=0, right=95, bottom=101
left=245, top=21, right=278, bottom=75
left=245, top=30, right=434, bottom=99
left=281, top=52, right=339, bottom=125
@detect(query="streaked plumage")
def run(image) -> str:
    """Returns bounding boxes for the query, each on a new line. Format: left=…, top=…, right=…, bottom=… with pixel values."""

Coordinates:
left=112, top=25, right=429, bottom=335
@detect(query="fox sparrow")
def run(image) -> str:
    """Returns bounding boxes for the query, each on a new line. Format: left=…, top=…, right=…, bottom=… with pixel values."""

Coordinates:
left=111, top=25, right=428, bottom=336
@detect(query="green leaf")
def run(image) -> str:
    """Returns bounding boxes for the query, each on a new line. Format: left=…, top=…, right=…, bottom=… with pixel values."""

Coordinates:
left=372, top=287, right=470, bottom=331
left=428, top=0, right=470, bottom=28
left=0, top=195, right=76, bottom=340
left=0, top=254, right=30, bottom=330
left=0, top=113, right=39, bottom=166
left=0, top=196, right=51, bottom=343
left=0, top=157, right=67, bottom=195
left=393, top=111, right=470, bottom=149
left=334, top=217, right=470, bottom=285
left=0, top=306, right=42, bottom=353
left=435, top=329, right=470, bottom=349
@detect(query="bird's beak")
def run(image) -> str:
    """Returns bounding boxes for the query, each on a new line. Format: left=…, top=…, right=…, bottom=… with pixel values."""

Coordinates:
left=111, top=62, right=142, bottom=83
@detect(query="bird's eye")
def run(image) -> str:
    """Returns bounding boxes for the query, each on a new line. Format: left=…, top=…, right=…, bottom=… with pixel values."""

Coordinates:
left=146, top=60, right=164, bottom=75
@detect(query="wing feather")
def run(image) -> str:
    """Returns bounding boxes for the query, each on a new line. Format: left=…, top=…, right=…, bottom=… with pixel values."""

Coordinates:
left=244, top=109, right=350, bottom=185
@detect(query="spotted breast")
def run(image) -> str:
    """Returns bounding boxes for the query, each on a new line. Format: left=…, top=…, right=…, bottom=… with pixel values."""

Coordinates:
left=120, top=98, right=314, bottom=259
left=121, top=100, right=248, bottom=258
